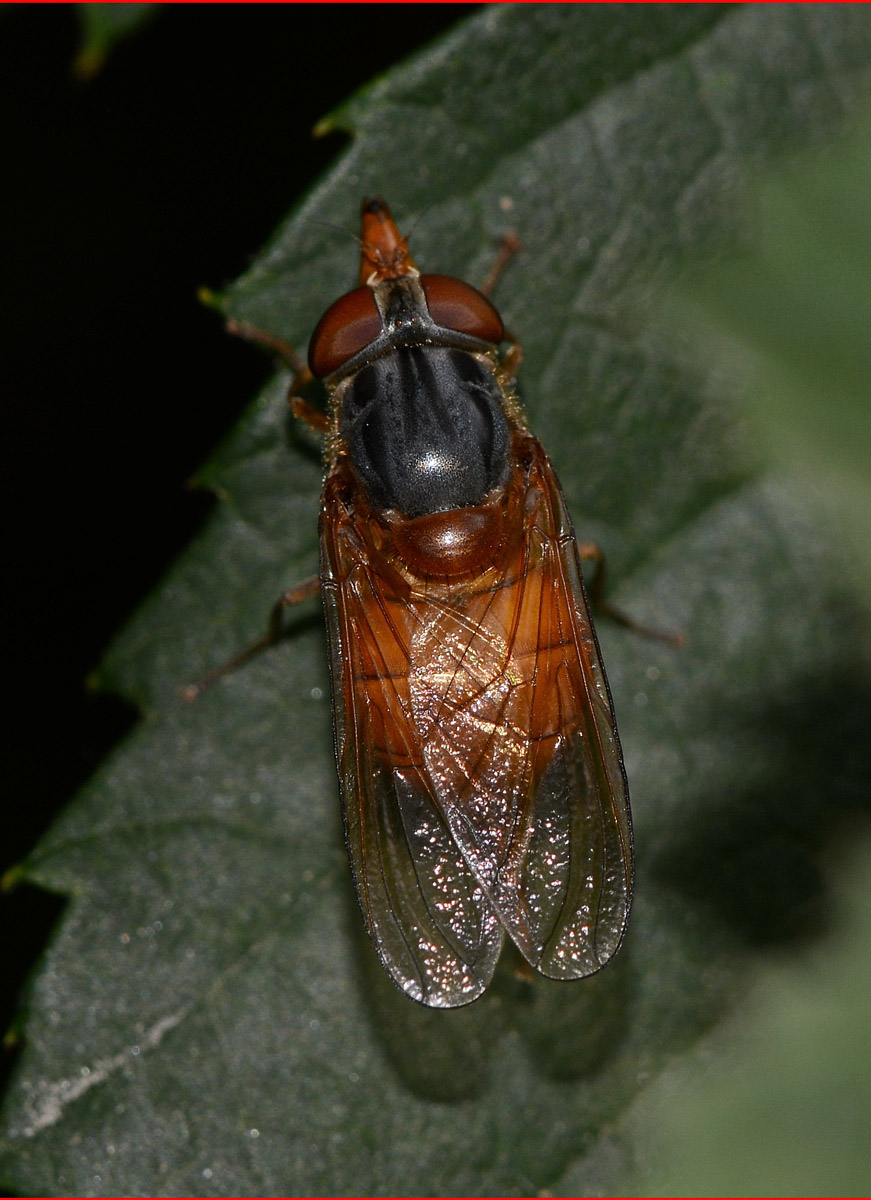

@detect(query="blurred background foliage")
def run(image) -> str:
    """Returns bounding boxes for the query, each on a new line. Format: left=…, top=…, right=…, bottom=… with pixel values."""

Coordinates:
left=673, top=112, right=871, bottom=592
left=626, top=833, right=871, bottom=1196
left=625, top=107, right=871, bottom=1199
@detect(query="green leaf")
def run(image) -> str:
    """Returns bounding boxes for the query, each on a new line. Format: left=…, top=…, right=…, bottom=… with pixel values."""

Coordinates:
left=73, top=3, right=158, bottom=80
left=3, top=6, right=871, bottom=1195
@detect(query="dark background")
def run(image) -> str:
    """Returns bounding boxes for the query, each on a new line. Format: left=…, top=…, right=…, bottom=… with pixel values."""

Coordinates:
left=1, top=3, right=472, bottom=1093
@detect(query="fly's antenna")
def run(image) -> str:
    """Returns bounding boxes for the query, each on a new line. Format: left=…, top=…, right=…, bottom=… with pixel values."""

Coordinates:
left=304, top=215, right=363, bottom=249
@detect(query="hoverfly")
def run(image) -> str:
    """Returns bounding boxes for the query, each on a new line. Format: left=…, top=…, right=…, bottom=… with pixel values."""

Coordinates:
left=212, top=199, right=634, bottom=1008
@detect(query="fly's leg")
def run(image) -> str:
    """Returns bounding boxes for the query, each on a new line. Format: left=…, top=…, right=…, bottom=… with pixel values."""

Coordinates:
left=222, top=313, right=306, bottom=375
left=199, top=289, right=329, bottom=433
left=182, top=300, right=328, bottom=701
left=225, top=318, right=329, bottom=433
left=477, top=229, right=677, bottom=644
left=480, top=232, right=678, bottom=645
left=500, top=339, right=524, bottom=379
left=578, top=542, right=685, bottom=646
left=289, top=389, right=329, bottom=434
left=182, top=575, right=322, bottom=701
left=477, top=232, right=526, bottom=384
left=479, top=230, right=521, bottom=298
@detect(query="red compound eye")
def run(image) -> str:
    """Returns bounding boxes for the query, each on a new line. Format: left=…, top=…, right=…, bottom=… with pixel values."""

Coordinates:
left=308, top=287, right=382, bottom=378
left=421, top=275, right=504, bottom=345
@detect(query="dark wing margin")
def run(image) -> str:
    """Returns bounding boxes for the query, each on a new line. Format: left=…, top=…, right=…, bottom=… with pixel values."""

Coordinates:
left=320, top=505, right=504, bottom=1009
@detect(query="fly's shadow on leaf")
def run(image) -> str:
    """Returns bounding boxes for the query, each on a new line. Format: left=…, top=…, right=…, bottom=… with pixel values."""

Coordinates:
left=511, top=947, right=635, bottom=1083
left=352, top=894, right=634, bottom=1100
left=653, top=663, right=871, bottom=948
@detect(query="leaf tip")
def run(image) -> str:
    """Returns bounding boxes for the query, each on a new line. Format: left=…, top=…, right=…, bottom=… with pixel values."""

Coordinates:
left=197, top=285, right=228, bottom=314
left=1, top=863, right=25, bottom=893
left=312, top=115, right=335, bottom=140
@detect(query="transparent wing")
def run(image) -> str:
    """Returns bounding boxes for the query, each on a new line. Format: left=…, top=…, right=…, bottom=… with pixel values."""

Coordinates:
left=400, top=435, right=633, bottom=979
left=321, top=482, right=504, bottom=1008
left=511, top=440, right=633, bottom=977
left=320, top=434, right=632, bottom=1006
